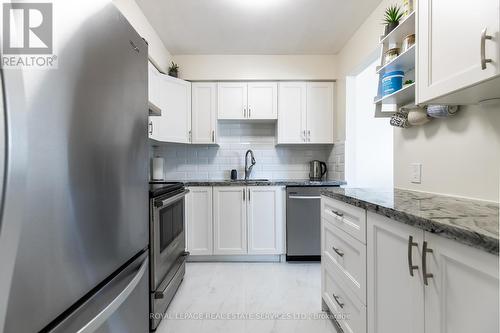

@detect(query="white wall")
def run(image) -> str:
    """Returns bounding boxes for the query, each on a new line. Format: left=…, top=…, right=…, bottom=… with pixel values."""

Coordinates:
left=334, top=0, right=391, bottom=142
left=172, top=55, right=337, bottom=80
left=394, top=107, right=500, bottom=201
left=152, top=123, right=333, bottom=181
left=112, top=0, right=172, bottom=72
left=345, top=59, right=393, bottom=188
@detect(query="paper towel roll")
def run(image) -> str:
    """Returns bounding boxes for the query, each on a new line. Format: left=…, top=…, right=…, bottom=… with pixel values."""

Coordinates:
left=151, top=157, right=164, bottom=181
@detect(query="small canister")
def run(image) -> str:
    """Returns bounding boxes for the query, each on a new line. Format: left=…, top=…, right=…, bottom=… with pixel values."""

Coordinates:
left=384, top=47, right=400, bottom=65
left=402, top=34, right=415, bottom=52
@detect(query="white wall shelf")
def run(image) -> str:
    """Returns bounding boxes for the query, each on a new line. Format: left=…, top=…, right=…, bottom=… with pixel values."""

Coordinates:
left=374, top=83, right=415, bottom=106
left=376, top=45, right=415, bottom=75
left=374, top=11, right=416, bottom=118
left=379, top=11, right=415, bottom=46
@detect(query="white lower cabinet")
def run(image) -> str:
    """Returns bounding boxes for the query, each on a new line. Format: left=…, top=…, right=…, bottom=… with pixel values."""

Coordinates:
left=321, top=199, right=498, bottom=333
left=367, top=212, right=424, bottom=333
left=194, top=186, right=285, bottom=256
left=424, top=233, right=499, bottom=333
left=185, top=187, right=213, bottom=255
left=213, top=186, right=247, bottom=255
left=247, top=186, right=285, bottom=254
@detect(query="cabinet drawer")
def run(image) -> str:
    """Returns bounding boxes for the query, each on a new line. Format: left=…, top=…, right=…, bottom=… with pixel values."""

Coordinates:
left=322, top=259, right=366, bottom=333
left=322, top=197, right=366, bottom=243
left=322, top=221, right=366, bottom=304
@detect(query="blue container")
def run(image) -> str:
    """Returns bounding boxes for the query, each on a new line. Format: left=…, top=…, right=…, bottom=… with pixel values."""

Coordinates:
left=382, top=71, right=404, bottom=96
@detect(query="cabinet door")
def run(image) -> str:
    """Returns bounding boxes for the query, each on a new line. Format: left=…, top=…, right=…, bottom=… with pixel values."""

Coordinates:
left=151, top=75, right=191, bottom=143
left=277, top=82, right=307, bottom=144
left=306, top=82, right=334, bottom=144
left=192, top=82, right=217, bottom=144
left=424, top=233, right=499, bottom=333
left=417, top=0, right=500, bottom=104
left=148, top=62, right=161, bottom=108
left=367, top=212, right=424, bottom=333
left=185, top=187, right=213, bottom=255
left=217, top=83, right=247, bottom=120
left=247, top=82, right=277, bottom=120
left=247, top=186, right=285, bottom=255
left=213, top=186, right=247, bottom=255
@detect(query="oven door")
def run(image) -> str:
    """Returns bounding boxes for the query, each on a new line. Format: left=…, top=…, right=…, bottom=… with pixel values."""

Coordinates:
left=150, top=189, right=189, bottom=290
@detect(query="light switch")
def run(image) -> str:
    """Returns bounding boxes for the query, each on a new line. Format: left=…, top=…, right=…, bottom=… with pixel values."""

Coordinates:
left=410, top=163, right=422, bottom=184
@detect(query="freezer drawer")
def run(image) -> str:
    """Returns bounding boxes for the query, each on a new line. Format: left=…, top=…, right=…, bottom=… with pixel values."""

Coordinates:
left=48, top=251, right=149, bottom=333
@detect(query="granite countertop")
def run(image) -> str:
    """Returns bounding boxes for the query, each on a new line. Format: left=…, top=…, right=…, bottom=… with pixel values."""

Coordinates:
left=155, top=179, right=346, bottom=187
left=321, top=188, right=499, bottom=255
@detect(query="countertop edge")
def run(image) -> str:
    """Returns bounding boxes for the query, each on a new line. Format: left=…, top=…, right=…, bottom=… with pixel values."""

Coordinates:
left=321, top=191, right=499, bottom=256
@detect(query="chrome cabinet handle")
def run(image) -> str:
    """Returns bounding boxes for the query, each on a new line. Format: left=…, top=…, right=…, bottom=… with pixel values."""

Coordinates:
left=307, top=130, right=311, bottom=142
left=148, top=121, right=153, bottom=135
left=302, top=130, right=306, bottom=142
left=188, top=130, right=192, bottom=142
left=212, top=130, right=215, bottom=142
left=244, top=107, right=247, bottom=118
left=422, top=241, right=434, bottom=286
left=248, top=189, right=251, bottom=201
left=332, top=294, right=345, bottom=308
left=243, top=189, right=245, bottom=201
left=407, top=236, right=419, bottom=277
left=248, top=107, right=251, bottom=118
left=481, top=27, right=493, bottom=70
left=331, top=210, right=344, bottom=217
left=332, top=246, right=344, bottom=257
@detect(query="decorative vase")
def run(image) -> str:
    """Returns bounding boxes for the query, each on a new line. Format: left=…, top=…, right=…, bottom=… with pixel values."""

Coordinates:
left=385, top=21, right=399, bottom=36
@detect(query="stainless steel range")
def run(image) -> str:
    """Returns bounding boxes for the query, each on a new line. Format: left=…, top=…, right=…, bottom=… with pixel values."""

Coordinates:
left=149, top=182, right=189, bottom=330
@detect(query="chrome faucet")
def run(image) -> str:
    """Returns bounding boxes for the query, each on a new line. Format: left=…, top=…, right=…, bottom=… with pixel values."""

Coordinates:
left=244, top=149, right=256, bottom=180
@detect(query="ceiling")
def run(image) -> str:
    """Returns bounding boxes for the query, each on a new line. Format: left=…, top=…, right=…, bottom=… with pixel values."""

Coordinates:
left=135, top=0, right=383, bottom=55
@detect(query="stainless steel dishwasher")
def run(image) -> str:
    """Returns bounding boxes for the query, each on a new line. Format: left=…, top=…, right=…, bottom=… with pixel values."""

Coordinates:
left=286, top=187, right=336, bottom=261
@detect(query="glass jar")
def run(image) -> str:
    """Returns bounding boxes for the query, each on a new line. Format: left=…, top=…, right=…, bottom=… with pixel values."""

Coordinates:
left=402, top=34, right=415, bottom=52
left=384, top=48, right=400, bottom=65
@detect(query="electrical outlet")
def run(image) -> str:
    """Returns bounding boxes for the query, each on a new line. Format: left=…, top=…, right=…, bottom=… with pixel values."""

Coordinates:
left=410, top=163, right=422, bottom=184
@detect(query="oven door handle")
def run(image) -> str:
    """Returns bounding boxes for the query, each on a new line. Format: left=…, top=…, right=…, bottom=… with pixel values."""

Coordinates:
left=154, top=189, right=190, bottom=208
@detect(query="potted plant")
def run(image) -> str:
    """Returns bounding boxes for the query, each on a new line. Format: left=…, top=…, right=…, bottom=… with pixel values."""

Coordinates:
left=403, top=79, right=414, bottom=88
left=383, top=5, right=404, bottom=36
left=168, top=61, right=179, bottom=78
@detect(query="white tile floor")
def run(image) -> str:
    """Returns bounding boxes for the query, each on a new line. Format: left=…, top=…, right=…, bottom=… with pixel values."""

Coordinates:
left=156, top=262, right=339, bottom=333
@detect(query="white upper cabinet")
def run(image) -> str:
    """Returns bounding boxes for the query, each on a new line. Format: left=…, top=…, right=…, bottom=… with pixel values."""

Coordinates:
left=191, top=82, right=217, bottom=144
left=307, top=82, right=334, bottom=143
left=148, top=62, right=161, bottom=108
left=218, top=82, right=277, bottom=120
left=149, top=74, right=191, bottom=143
left=277, top=82, right=307, bottom=143
left=417, top=0, right=500, bottom=104
left=217, top=83, right=247, bottom=119
left=247, top=82, right=278, bottom=119
left=277, top=82, right=334, bottom=144
left=213, top=186, right=247, bottom=255
left=185, top=187, right=213, bottom=255
left=423, top=233, right=499, bottom=333
left=247, top=186, right=285, bottom=255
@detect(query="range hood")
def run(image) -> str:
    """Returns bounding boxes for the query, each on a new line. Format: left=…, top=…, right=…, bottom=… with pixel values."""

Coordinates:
left=149, top=101, right=161, bottom=117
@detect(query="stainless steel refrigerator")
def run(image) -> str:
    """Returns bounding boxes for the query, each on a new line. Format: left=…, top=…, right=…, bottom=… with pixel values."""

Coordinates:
left=0, top=1, right=149, bottom=332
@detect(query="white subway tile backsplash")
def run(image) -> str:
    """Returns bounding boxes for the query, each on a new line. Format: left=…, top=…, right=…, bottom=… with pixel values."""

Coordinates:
left=151, top=123, right=346, bottom=181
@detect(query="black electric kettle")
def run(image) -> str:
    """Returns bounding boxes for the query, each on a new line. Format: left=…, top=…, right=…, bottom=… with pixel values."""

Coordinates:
left=309, top=160, right=327, bottom=181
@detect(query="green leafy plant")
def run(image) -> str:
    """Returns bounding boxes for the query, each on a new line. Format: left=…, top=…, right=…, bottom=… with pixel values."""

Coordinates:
left=404, top=79, right=414, bottom=85
left=383, top=5, right=404, bottom=24
left=168, top=61, right=179, bottom=73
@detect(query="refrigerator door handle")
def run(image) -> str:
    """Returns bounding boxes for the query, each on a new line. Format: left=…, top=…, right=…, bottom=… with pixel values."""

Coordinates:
left=76, top=257, right=148, bottom=333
